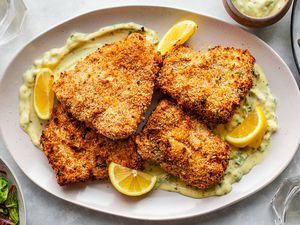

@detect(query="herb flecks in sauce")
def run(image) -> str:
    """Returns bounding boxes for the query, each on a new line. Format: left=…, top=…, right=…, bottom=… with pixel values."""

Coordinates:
left=19, top=23, right=158, bottom=147
left=145, top=65, right=278, bottom=198
left=19, top=23, right=278, bottom=199
left=232, top=0, right=288, bottom=18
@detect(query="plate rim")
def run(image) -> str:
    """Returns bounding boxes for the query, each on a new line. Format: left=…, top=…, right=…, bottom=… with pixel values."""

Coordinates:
left=1, top=4, right=300, bottom=221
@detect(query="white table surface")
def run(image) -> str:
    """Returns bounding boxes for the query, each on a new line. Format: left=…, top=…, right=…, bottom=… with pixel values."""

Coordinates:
left=0, top=0, right=299, bottom=224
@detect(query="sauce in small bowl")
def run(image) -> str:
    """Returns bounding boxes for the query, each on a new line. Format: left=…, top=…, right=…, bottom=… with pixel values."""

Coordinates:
left=223, top=0, right=292, bottom=27
left=0, top=158, right=26, bottom=225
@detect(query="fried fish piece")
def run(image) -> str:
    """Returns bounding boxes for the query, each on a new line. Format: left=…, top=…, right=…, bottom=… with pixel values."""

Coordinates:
left=40, top=104, right=143, bottom=186
left=157, top=46, right=255, bottom=124
left=53, top=33, right=162, bottom=139
left=135, top=99, right=230, bottom=189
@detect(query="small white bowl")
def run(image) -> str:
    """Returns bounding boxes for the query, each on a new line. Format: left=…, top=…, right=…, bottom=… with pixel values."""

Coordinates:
left=0, top=158, right=26, bottom=225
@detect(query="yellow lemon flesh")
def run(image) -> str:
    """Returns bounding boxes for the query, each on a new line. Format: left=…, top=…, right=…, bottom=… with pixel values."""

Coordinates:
left=226, top=106, right=268, bottom=148
left=108, top=162, right=157, bottom=196
left=157, top=20, right=198, bottom=55
left=33, top=68, right=54, bottom=120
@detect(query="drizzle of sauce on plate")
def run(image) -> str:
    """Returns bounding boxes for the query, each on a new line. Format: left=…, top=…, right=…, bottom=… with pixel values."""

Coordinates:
left=19, top=24, right=278, bottom=198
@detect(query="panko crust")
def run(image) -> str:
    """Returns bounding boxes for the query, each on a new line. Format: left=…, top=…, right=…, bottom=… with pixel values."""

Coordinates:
left=40, top=104, right=143, bottom=186
left=135, top=99, right=231, bottom=189
left=53, top=33, right=162, bottom=139
left=157, top=45, right=255, bottom=124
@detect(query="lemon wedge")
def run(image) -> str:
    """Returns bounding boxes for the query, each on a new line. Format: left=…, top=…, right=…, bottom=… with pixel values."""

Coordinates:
left=157, top=20, right=198, bottom=55
left=33, top=68, right=54, bottom=120
left=226, top=106, right=268, bottom=148
left=108, top=162, right=157, bottom=196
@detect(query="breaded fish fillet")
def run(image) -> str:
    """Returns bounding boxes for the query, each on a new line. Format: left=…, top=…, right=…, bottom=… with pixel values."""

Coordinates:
left=157, top=46, right=255, bottom=124
left=135, top=99, right=230, bottom=189
left=40, top=104, right=143, bottom=186
left=53, top=33, right=162, bottom=139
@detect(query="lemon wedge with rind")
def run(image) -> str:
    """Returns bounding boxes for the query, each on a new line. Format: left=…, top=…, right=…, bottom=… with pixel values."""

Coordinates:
left=157, top=20, right=198, bottom=55
left=33, top=68, right=54, bottom=120
left=108, top=162, right=157, bottom=196
left=226, top=106, right=268, bottom=148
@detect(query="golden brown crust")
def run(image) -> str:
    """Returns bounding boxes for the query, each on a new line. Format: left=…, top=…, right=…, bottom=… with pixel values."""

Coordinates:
left=40, top=104, right=143, bottom=186
left=157, top=45, right=255, bottom=124
left=135, top=99, right=231, bottom=189
left=53, top=33, right=162, bottom=139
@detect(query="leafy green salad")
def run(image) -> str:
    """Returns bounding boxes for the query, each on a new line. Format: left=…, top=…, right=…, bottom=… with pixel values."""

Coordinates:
left=0, top=174, right=19, bottom=225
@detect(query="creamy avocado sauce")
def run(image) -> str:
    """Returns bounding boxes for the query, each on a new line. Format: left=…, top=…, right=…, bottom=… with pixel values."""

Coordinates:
left=19, top=23, right=159, bottom=147
left=145, top=64, right=278, bottom=198
left=232, top=0, right=288, bottom=18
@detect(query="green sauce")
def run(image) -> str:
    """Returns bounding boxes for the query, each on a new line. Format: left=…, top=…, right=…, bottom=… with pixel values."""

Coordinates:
left=19, top=23, right=158, bottom=147
left=145, top=65, right=278, bottom=198
left=232, top=0, right=288, bottom=18
left=19, top=24, right=278, bottom=199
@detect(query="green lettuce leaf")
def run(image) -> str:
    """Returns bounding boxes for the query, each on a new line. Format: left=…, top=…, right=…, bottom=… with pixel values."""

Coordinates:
left=0, top=177, right=8, bottom=204
left=5, top=186, right=19, bottom=225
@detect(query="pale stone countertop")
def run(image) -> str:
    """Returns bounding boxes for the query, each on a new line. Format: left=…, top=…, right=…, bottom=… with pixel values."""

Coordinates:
left=0, top=0, right=299, bottom=224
